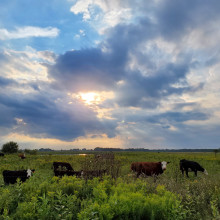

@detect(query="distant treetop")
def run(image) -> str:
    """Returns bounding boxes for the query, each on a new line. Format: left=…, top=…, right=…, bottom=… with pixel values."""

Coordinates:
left=1, top=141, right=19, bottom=153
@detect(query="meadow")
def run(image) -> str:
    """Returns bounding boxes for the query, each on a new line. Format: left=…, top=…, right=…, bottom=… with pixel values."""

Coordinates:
left=0, top=152, right=220, bottom=220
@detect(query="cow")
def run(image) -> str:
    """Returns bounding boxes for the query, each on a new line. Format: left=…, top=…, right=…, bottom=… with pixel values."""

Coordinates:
left=53, top=162, right=83, bottom=178
left=0, top=152, right=4, bottom=156
left=53, top=162, right=74, bottom=171
left=180, top=159, right=208, bottom=177
left=54, top=170, right=83, bottom=177
left=131, top=161, right=170, bottom=177
left=18, top=153, right=26, bottom=159
left=3, top=169, right=35, bottom=185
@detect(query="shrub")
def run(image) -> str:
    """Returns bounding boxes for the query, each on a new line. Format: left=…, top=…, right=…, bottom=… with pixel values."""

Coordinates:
left=78, top=180, right=186, bottom=220
left=1, top=141, right=19, bottom=153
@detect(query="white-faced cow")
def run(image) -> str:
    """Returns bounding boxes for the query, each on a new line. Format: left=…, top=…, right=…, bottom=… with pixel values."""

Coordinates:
left=131, top=161, right=170, bottom=177
left=180, top=159, right=208, bottom=177
left=3, top=169, right=35, bottom=185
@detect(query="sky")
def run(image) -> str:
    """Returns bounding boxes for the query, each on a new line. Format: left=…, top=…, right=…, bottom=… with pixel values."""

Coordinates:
left=0, top=0, right=220, bottom=150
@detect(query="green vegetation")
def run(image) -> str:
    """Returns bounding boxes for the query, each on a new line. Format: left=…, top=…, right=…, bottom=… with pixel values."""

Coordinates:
left=0, top=152, right=220, bottom=219
left=1, top=141, right=19, bottom=154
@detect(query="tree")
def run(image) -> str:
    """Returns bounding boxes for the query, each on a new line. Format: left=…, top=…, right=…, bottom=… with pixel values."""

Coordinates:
left=24, top=148, right=38, bottom=155
left=214, top=149, right=219, bottom=158
left=1, top=141, right=19, bottom=153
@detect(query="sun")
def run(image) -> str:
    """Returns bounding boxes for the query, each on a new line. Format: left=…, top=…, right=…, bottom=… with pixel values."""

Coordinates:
left=80, top=92, right=100, bottom=105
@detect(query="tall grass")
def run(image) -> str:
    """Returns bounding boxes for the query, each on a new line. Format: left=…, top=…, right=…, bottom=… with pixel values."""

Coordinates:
left=0, top=152, right=219, bottom=219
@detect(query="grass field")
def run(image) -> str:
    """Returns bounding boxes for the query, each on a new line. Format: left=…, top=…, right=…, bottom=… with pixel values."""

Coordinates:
left=0, top=152, right=220, bottom=219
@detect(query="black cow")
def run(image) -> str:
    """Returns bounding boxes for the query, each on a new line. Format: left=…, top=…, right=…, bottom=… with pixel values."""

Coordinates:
left=53, top=162, right=74, bottom=171
left=180, top=159, right=208, bottom=177
left=0, top=152, right=4, bottom=156
left=54, top=170, right=83, bottom=177
left=53, top=162, right=83, bottom=177
left=3, top=169, right=35, bottom=184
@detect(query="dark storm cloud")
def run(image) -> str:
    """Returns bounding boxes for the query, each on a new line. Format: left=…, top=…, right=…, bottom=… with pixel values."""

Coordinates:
left=147, top=111, right=209, bottom=124
left=0, top=104, right=15, bottom=127
left=48, top=0, right=218, bottom=110
left=156, top=0, right=220, bottom=40
left=0, top=93, right=117, bottom=141
left=48, top=47, right=127, bottom=92
left=0, top=76, right=17, bottom=87
left=1, top=0, right=219, bottom=145
left=48, top=18, right=196, bottom=110
left=114, top=109, right=209, bottom=126
left=114, top=62, right=192, bottom=107
left=47, top=17, right=157, bottom=93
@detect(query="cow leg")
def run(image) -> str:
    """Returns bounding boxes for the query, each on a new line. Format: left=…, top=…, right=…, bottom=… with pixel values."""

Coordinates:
left=186, top=169, right=189, bottom=177
left=194, top=170, right=197, bottom=177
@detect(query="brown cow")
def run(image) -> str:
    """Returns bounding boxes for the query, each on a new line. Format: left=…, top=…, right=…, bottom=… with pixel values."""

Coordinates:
left=18, top=153, right=26, bottom=159
left=131, top=161, right=170, bottom=177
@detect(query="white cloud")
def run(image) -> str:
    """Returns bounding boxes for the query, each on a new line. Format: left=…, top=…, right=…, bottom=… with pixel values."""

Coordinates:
left=0, top=49, right=52, bottom=89
left=0, top=26, right=59, bottom=40
left=70, top=0, right=132, bottom=32
left=70, top=0, right=93, bottom=20
left=74, top=29, right=86, bottom=39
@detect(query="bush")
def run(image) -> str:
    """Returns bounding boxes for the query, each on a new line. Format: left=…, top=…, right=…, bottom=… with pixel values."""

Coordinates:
left=24, top=149, right=38, bottom=155
left=1, top=141, right=19, bottom=153
left=78, top=180, right=186, bottom=220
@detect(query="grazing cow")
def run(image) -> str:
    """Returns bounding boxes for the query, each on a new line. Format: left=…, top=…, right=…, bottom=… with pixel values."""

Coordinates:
left=53, top=162, right=74, bottom=171
left=54, top=170, right=83, bottom=177
left=3, top=169, right=35, bottom=184
left=18, top=153, right=26, bottom=159
left=53, top=162, right=83, bottom=178
left=180, top=159, right=208, bottom=177
left=131, top=161, right=170, bottom=177
left=0, top=152, right=4, bottom=156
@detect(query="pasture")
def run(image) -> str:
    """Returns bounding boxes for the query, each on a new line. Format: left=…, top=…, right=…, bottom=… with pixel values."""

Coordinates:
left=0, top=152, right=220, bottom=219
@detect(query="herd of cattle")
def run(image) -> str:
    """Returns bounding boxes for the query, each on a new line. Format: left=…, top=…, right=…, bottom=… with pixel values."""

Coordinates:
left=0, top=153, right=208, bottom=185
left=131, top=160, right=208, bottom=177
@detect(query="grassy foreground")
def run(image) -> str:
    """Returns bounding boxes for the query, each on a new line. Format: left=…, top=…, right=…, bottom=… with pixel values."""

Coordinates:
left=0, top=152, right=220, bottom=220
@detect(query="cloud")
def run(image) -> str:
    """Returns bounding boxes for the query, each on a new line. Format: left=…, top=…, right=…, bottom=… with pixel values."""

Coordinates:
left=0, top=92, right=117, bottom=141
left=70, top=0, right=132, bottom=32
left=0, top=49, right=117, bottom=141
left=0, top=26, right=59, bottom=40
left=47, top=46, right=127, bottom=92
left=48, top=16, right=201, bottom=109
left=1, top=0, right=220, bottom=148
left=0, top=76, right=17, bottom=87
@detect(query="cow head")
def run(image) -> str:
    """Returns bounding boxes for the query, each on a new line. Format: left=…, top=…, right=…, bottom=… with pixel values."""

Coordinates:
left=161, top=161, right=170, bottom=170
left=204, top=169, right=208, bottom=175
left=26, top=169, right=34, bottom=177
